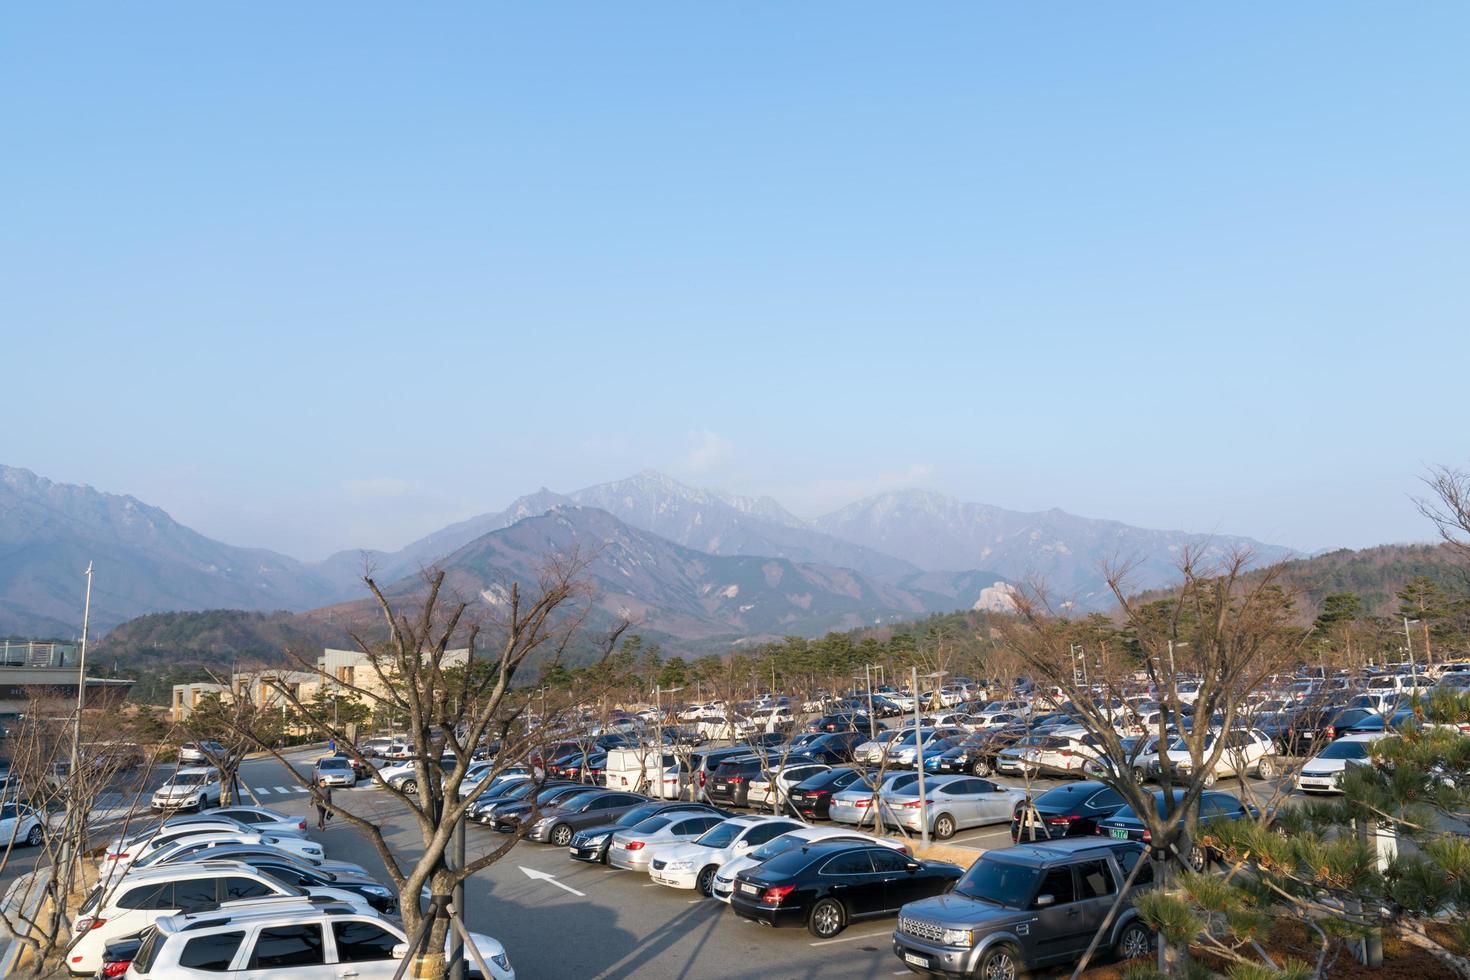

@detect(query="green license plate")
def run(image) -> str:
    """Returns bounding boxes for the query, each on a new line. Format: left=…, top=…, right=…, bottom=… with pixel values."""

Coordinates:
left=1111, top=828, right=1130, bottom=839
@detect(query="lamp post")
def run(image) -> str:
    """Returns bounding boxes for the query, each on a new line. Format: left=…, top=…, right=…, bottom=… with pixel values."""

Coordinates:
left=1403, top=618, right=1420, bottom=687
left=650, top=685, right=683, bottom=798
left=913, top=668, right=947, bottom=848
left=59, top=562, right=94, bottom=897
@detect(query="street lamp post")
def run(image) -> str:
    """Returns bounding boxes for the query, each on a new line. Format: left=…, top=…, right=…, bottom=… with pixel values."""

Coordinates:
left=650, top=685, right=683, bottom=798
left=913, top=668, right=947, bottom=848
left=1404, top=618, right=1420, bottom=687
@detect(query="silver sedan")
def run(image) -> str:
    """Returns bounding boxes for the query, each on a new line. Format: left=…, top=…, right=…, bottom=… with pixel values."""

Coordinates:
left=607, top=812, right=728, bottom=872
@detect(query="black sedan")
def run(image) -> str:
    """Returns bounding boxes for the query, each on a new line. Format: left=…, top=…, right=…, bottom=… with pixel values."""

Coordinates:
left=520, top=789, right=648, bottom=845
left=786, top=766, right=871, bottom=820
left=804, top=714, right=880, bottom=735
left=568, top=801, right=725, bottom=863
left=730, top=839, right=962, bottom=938
left=1095, top=789, right=1258, bottom=871
left=490, top=783, right=595, bottom=832
left=1008, top=780, right=1125, bottom=842
left=801, top=730, right=867, bottom=764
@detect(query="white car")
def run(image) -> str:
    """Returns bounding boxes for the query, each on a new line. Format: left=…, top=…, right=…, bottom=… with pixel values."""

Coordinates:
left=709, top=826, right=911, bottom=903
left=1140, top=729, right=1278, bottom=786
left=151, top=768, right=222, bottom=811
left=852, top=730, right=903, bottom=765
left=747, top=706, right=795, bottom=732
left=0, top=802, right=45, bottom=847
left=647, top=815, right=803, bottom=894
left=745, top=762, right=830, bottom=812
left=125, top=832, right=325, bottom=872
left=1295, top=733, right=1385, bottom=794
left=70, top=861, right=370, bottom=974
left=879, top=775, right=1029, bottom=839
left=99, top=820, right=263, bottom=876
left=129, top=898, right=514, bottom=980
left=171, top=806, right=308, bottom=838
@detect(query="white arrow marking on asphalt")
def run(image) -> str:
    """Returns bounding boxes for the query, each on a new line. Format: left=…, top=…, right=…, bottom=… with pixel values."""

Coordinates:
left=519, top=867, right=585, bottom=897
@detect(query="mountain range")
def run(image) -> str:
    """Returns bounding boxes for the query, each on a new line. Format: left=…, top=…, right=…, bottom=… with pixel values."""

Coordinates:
left=0, top=463, right=1295, bottom=641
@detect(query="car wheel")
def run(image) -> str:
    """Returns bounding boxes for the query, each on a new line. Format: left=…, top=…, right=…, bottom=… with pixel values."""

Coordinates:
left=807, top=897, right=845, bottom=938
left=1256, top=757, right=1276, bottom=780
left=1187, top=844, right=1209, bottom=872
left=696, top=865, right=718, bottom=897
left=933, top=813, right=956, bottom=840
left=1114, top=921, right=1151, bottom=960
left=971, top=759, right=992, bottom=777
left=1131, top=767, right=1146, bottom=782
left=402, top=779, right=418, bottom=795
left=25, top=824, right=42, bottom=847
left=1201, top=771, right=1217, bottom=788
left=550, top=824, right=574, bottom=847
left=977, top=943, right=1023, bottom=980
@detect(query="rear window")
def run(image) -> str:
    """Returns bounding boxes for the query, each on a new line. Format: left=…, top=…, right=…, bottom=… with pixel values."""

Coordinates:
left=628, top=816, right=673, bottom=833
left=754, top=846, right=822, bottom=877
left=131, top=929, right=163, bottom=975
left=180, top=931, right=244, bottom=972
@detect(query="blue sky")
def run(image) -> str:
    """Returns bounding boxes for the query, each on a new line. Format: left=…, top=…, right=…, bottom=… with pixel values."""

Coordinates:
left=4, top=4, right=1467, bottom=559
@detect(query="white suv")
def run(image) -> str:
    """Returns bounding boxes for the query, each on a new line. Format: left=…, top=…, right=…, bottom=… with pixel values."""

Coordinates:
left=1141, top=729, right=1278, bottom=786
left=70, top=861, right=369, bottom=974
left=127, top=898, right=514, bottom=979
left=151, top=768, right=222, bottom=811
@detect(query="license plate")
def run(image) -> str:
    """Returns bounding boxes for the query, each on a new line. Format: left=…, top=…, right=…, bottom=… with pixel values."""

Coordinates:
left=740, top=882, right=760, bottom=895
left=905, top=953, right=929, bottom=967
left=569, top=847, right=579, bottom=854
left=1110, top=828, right=1129, bottom=839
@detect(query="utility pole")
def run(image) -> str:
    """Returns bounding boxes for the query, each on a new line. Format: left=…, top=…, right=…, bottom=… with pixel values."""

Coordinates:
left=60, top=562, right=94, bottom=898
left=1403, top=617, right=1419, bottom=687
left=649, top=684, right=683, bottom=798
left=914, top=667, right=946, bottom=848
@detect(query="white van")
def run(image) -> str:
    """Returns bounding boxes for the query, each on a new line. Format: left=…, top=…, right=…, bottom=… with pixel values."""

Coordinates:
left=601, top=749, right=686, bottom=799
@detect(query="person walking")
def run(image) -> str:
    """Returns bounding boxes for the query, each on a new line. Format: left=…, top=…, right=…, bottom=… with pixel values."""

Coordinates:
left=315, top=784, right=334, bottom=831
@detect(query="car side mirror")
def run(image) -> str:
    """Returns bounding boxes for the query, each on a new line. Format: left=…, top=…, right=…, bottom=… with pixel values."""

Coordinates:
left=1034, top=894, right=1055, bottom=908
left=906, top=862, right=920, bottom=873
left=391, top=943, right=409, bottom=960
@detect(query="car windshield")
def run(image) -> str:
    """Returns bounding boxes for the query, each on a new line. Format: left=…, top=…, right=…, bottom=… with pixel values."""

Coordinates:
left=1314, top=740, right=1372, bottom=761
left=166, top=773, right=208, bottom=787
left=627, top=816, right=673, bottom=834
left=694, top=822, right=743, bottom=848
left=954, top=857, right=1040, bottom=908
left=318, top=758, right=348, bottom=769
left=616, top=804, right=663, bottom=826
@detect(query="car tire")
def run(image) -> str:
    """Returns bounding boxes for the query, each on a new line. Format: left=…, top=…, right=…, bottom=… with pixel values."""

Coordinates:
left=1187, top=844, right=1209, bottom=872
left=971, top=759, right=992, bottom=777
left=696, top=865, right=718, bottom=897
left=934, top=813, right=957, bottom=840
left=807, top=897, right=846, bottom=938
left=1113, top=921, right=1152, bottom=961
left=977, top=943, right=1023, bottom=980
left=402, top=779, right=418, bottom=795
left=551, top=824, right=574, bottom=848
left=1132, top=767, right=1146, bottom=783
left=1201, top=771, right=1217, bottom=788
left=25, top=824, right=42, bottom=847
left=1256, top=757, right=1276, bottom=780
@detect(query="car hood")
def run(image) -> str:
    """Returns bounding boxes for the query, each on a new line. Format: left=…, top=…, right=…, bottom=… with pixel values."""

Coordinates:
left=653, top=841, right=714, bottom=864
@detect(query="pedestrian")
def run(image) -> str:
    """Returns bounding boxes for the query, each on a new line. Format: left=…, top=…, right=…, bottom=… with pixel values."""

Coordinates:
left=316, top=784, right=334, bottom=830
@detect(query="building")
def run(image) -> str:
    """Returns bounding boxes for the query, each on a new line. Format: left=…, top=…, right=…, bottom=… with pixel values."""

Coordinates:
left=171, top=681, right=230, bottom=720
left=169, top=669, right=322, bottom=722
left=0, top=640, right=134, bottom=724
left=317, top=647, right=470, bottom=704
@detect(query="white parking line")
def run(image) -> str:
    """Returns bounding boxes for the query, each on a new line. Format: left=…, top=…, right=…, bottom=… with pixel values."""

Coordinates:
left=274, top=786, right=292, bottom=794
left=255, top=788, right=270, bottom=795
left=809, top=929, right=892, bottom=947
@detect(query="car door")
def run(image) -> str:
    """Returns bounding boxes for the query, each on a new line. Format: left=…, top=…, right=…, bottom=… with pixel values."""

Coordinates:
left=819, top=849, right=883, bottom=916
left=0, top=804, right=17, bottom=843
left=869, top=846, right=928, bottom=908
left=1026, top=865, right=1085, bottom=965
left=240, top=922, right=337, bottom=980
left=1072, top=858, right=1119, bottom=953
left=965, top=778, right=1014, bottom=824
left=329, top=918, right=406, bottom=980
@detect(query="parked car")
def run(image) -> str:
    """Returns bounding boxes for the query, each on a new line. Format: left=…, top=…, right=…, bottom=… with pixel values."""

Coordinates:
left=648, top=815, right=803, bottom=895
left=486, top=783, right=593, bottom=833
left=356, top=736, right=397, bottom=758
left=177, top=741, right=226, bottom=765
left=1094, top=789, right=1258, bottom=871
left=567, top=801, right=723, bottom=864
left=0, top=802, right=45, bottom=847
left=99, top=820, right=268, bottom=876
left=891, top=837, right=1155, bottom=977
left=163, top=842, right=370, bottom=878
left=69, top=861, right=370, bottom=974
left=878, top=775, right=1028, bottom=840
left=150, top=768, right=223, bottom=811
left=520, top=790, right=648, bottom=846
left=710, top=825, right=911, bottom=903
left=852, top=729, right=905, bottom=765
left=1009, top=781, right=1127, bottom=842
left=746, top=762, right=830, bottom=813
left=126, top=896, right=515, bottom=980
left=181, top=850, right=397, bottom=912
left=469, top=780, right=579, bottom=827
left=829, top=771, right=921, bottom=826
left=1295, top=733, right=1386, bottom=794
left=606, top=811, right=728, bottom=872
left=786, top=767, right=871, bottom=821
left=804, top=713, right=879, bottom=735
left=1139, top=729, right=1278, bottom=786
left=706, top=756, right=770, bottom=809
left=730, top=839, right=962, bottom=938
left=799, top=730, right=867, bottom=765
left=173, top=806, right=308, bottom=838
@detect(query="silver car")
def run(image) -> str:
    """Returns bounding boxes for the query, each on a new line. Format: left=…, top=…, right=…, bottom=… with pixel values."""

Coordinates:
left=828, top=771, right=921, bottom=826
left=172, top=805, right=308, bottom=838
left=607, top=812, right=727, bottom=872
left=880, top=774, right=1028, bottom=840
left=312, top=755, right=357, bottom=787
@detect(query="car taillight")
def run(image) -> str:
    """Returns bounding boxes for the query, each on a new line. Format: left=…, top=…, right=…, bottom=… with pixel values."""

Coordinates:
left=1045, top=815, right=1077, bottom=825
left=625, top=841, right=645, bottom=850
left=1142, top=829, right=1152, bottom=842
left=854, top=799, right=871, bottom=807
left=105, top=853, right=128, bottom=861
left=902, top=800, right=934, bottom=808
left=729, top=776, right=744, bottom=783
left=761, top=884, right=796, bottom=904
left=699, top=772, right=707, bottom=786
left=103, top=962, right=131, bottom=977
left=298, top=820, right=307, bottom=830
left=76, top=917, right=105, bottom=932
left=1325, top=727, right=1335, bottom=739
left=811, top=789, right=830, bottom=797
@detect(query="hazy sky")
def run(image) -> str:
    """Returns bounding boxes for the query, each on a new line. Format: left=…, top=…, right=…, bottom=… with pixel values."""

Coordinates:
left=5, top=5, right=1467, bottom=560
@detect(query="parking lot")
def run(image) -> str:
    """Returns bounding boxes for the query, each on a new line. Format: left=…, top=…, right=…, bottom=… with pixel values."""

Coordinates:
left=198, top=746, right=1287, bottom=980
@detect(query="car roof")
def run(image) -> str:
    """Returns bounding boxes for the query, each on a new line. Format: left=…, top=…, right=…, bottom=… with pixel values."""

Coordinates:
left=169, top=767, right=216, bottom=777
left=106, top=859, right=265, bottom=882
left=987, top=837, right=1136, bottom=866
left=1338, top=732, right=1388, bottom=742
left=156, top=897, right=362, bottom=934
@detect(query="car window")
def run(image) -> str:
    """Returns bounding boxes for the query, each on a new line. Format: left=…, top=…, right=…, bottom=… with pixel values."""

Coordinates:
left=332, top=921, right=401, bottom=962
left=180, top=931, right=244, bottom=972
left=259, top=864, right=311, bottom=886
left=250, top=924, right=326, bottom=969
left=1076, top=860, right=1115, bottom=899
left=1086, top=788, right=1124, bottom=810
left=1114, top=844, right=1154, bottom=885
left=820, top=851, right=874, bottom=875
left=868, top=848, right=910, bottom=873
left=948, top=779, right=982, bottom=795
left=224, top=876, right=274, bottom=901
left=671, top=818, right=705, bottom=835
left=1035, top=866, right=1076, bottom=907
left=118, top=883, right=172, bottom=910
left=174, top=878, right=219, bottom=911
left=744, top=822, right=793, bottom=846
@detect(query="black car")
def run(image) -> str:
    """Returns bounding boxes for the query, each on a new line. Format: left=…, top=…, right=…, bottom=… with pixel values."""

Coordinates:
left=707, top=756, right=769, bottom=808
left=490, top=783, right=596, bottom=832
left=801, top=730, right=866, bottom=764
left=741, top=732, right=789, bottom=750
left=100, top=935, right=145, bottom=979
left=966, top=725, right=1031, bottom=777
left=239, top=853, right=399, bottom=913
left=467, top=778, right=575, bottom=823
left=1009, top=781, right=1126, bottom=842
left=730, top=839, right=963, bottom=938
left=568, top=801, right=724, bottom=863
left=1094, top=789, right=1258, bottom=871
left=926, top=734, right=988, bottom=774
left=786, top=766, right=871, bottom=820
left=804, top=713, right=880, bottom=735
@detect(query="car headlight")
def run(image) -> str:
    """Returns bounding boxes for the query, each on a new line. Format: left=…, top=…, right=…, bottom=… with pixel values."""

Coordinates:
left=490, top=952, right=511, bottom=972
left=941, top=928, right=973, bottom=947
left=363, top=885, right=392, bottom=896
left=586, top=833, right=609, bottom=846
left=532, top=816, right=554, bottom=828
left=663, top=860, right=694, bottom=871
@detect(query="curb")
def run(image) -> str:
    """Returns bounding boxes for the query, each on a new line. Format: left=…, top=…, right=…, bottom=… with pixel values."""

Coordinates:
left=0, top=869, right=52, bottom=978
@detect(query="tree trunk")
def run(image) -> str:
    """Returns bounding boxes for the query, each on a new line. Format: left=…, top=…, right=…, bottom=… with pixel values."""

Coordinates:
left=1394, top=921, right=1470, bottom=979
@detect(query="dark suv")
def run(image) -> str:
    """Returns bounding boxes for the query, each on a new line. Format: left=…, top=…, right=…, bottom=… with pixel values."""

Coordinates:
left=892, top=838, right=1154, bottom=977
